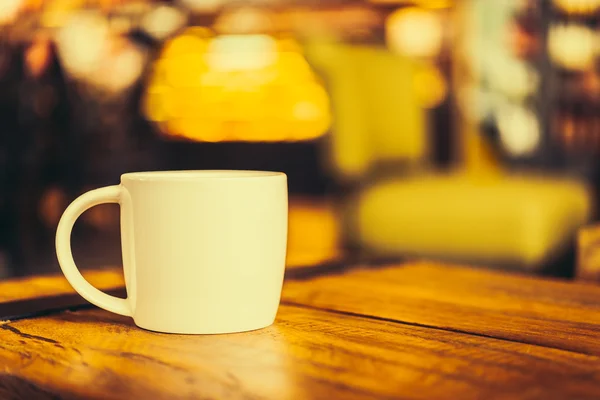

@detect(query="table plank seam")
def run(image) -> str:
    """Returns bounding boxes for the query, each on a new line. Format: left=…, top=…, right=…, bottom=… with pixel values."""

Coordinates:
left=0, top=324, right=61, bottom=345
left=285, top=259, right=404, bottom=281
left=0, top=287, right=127, bottom=322
left=280, top=300, right=600, bottom=358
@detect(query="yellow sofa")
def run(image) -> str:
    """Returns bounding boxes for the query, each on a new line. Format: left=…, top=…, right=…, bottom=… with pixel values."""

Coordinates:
left=305, top=39, right=593, bottom=271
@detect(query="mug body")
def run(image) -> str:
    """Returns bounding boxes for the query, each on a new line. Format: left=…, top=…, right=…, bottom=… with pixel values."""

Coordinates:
left=119, top=170, right=288, bottom=334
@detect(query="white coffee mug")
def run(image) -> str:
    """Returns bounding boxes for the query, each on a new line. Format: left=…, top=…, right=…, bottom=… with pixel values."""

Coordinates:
left=56, top=170, right=288, bottom=334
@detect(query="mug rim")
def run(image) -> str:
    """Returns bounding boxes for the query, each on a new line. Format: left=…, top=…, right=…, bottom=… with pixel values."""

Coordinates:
left=121, top=170, right=286, bottom=181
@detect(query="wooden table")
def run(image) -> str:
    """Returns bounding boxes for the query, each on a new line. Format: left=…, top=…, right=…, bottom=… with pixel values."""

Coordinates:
left=1, top=261, right=600, bottom=399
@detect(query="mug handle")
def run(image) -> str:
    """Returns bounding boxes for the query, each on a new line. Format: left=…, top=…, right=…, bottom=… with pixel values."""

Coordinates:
left=55, top=185, right=131, bottom=316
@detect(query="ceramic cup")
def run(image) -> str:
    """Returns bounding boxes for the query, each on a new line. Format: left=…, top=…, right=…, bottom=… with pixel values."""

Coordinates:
left=56, top=170, right=288, bottom=334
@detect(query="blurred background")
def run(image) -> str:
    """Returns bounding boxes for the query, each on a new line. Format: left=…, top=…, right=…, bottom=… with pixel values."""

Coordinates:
left=0, top=0, right=598, bottom=278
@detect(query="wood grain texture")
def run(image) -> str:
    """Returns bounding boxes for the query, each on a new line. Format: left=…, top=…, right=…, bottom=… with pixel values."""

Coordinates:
left=283, top=261, right=600, bottom=356
left=1, top=304, right=600, bottom=400
left=2, top=262, right=600, bottom=399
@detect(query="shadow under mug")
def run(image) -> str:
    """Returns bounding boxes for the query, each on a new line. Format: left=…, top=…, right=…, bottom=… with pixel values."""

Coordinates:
left=56, top=170, right=288, bottom=334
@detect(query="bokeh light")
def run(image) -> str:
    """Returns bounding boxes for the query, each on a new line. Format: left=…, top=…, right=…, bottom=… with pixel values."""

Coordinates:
left=369, top=0, right=452, bottom=8
left=548, top=24, right=597, bottom=71
left=386, top=7, right=443, bottom=59
left=0, top=0, right=24, bottom=25
left=497, top=104, right=540, bottom=156
left=143, top=28, right=331, bottom=142
left=177, top=0, right=224, bottom=13
left=553, top=0, right=600, bottom=15
left=55, top=10, right=147, bottom=93
left=140, top=5, right=187, bottom=41
left=414, top=64, right=447, bottom=108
